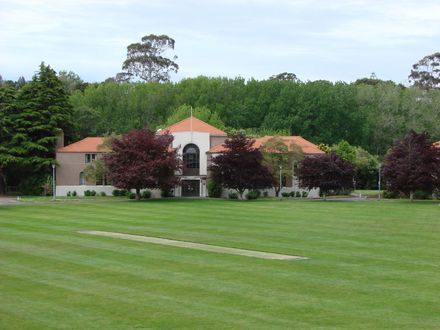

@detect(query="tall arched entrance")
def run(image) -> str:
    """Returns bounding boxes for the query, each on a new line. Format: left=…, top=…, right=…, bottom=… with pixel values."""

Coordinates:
left=182, top=144, right=200, bottom=176
left=181, top=143, right=201, bottom=197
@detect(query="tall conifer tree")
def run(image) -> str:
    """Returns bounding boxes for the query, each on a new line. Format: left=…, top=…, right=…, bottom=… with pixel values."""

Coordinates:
left=0, top=63, right=73, bottom=193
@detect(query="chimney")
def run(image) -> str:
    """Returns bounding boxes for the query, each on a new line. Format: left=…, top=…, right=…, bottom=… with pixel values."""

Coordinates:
left=55, top=131, right=64, bottom=151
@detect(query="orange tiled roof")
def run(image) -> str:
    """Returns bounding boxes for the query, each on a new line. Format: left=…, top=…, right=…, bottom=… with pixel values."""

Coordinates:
left=207, top=135, right=324, bottom=154
left=159, top=116, right=226, bottom=135
left=57, top=137, right=107, bottom=153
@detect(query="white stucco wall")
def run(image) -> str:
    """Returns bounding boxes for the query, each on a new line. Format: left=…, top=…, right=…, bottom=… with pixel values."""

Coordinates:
left=220, top=187, right=320, bottom=198
left=172, top=132, right=210, bottom=175
left=56, top=185, right=162, bottom=198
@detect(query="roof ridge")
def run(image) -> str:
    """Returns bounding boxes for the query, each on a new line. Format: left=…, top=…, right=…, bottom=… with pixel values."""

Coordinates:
left=161, top=116, right=226, bottom=135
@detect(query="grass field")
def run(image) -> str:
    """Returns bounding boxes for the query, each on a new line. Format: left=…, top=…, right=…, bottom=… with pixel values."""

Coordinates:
left=1, top=199, right=439, bottom=329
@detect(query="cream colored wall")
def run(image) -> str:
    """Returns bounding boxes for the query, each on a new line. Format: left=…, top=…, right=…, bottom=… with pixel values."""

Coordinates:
left=56, top=152, right=104, bottom=185
left=172, top=132, right=210, bottom=176
left=210, top=135, right=227, bottom=148
left=56, top=185, right=162, bottom=198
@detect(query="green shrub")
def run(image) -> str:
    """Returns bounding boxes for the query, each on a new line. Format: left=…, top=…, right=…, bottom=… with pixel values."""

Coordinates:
left=45, top=175, right=54, bottom=196
left=228, top=192, right=238, bottom=199
left=383, top=190, right=398, bottom=199
left=413, top=190, right=431, bottom=200
left=289, top=191, right=295, bottom=197
left=302, top=191, right=308, bottom=198
left=100, top=191, right=106, bottom=197
left=112, top=189, right=120, bottom=196
left=207, top=181, right=222, bottom=198
left=141, top=190, right=151, bottom=199
left=84, top=190, right=97, bottom=196
left=245, top=191, right=259, bottom=200
left=281, top=192, right=290, bottom=197
left=263, top=191, right=268, bottom=197
left=120, top=189, right=129, bottom=197
left=128, top=192, right=136, bottom=199
left=72, top=191, right=77, bottom=197
left=67, top=191, right=71, bottom=197
left=18, top=176, right=45, bottom=195
left=161, top=188, right=173, bottom=198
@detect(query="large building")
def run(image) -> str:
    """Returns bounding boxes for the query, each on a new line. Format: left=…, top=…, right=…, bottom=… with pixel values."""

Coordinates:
left=55, top=116, right=323, bottom=197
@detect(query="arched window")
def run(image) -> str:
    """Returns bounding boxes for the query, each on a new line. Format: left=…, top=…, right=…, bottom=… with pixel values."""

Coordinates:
left=183, top=144, right=200, bottom=175
left=79, top=172, right=85, bottom=185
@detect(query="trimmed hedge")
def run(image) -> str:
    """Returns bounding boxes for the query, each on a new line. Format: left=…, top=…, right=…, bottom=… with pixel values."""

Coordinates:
left=245, top=191, right=259, bottom=200
left=228, top=192, right=238, bottom=199
left=207, top=181, right=222, bottom=198
left=141, top=190, right=151, bottom=199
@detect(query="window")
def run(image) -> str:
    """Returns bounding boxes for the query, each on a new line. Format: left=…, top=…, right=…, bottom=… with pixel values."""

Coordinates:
left=282, top=175, right=287, bottom=187
left=183, top=144, right=200, bottom=169
left=79, top=172, right=85, bottom=185
left=183, top=144, right=200, bottom=176
left=85, top=153, right=97, bottom=164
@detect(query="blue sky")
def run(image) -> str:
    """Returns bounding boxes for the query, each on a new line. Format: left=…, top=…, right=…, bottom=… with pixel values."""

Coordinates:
left=0, top=0, right=439, bottom=84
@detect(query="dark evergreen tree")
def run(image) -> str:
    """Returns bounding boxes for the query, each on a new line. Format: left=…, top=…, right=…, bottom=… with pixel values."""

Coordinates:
left=0, top=63, right=73, bottom=193
left=0, top=85, right=16, bottom=194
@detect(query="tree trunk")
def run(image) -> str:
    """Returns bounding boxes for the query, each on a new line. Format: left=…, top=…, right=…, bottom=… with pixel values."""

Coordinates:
left=275, top=186, right=280, bottom=197
left=410, top=191, right=414, bottom=202
left=0, top=172, right=5, bottom=195
left=136, top=188, right=141, bottom=201
left=238, top=189, right=244, bottom=200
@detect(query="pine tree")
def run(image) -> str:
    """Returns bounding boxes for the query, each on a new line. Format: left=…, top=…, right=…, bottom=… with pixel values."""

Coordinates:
left=0, top=85, right=16, bottom=193
left=0, top=63, right=73, bottom=193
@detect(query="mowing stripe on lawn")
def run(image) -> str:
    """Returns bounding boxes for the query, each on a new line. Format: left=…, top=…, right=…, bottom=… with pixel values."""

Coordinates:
left=78, top=230, right=308, bottom=261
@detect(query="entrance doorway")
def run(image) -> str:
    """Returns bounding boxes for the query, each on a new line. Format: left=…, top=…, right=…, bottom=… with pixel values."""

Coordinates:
left=181, top=180, right=200, bottom=197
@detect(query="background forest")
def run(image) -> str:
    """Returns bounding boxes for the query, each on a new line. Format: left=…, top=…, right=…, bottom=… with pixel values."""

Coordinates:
left=1, top=60, right=440, bottom=194
left=68, top=76, right=440, bottom=156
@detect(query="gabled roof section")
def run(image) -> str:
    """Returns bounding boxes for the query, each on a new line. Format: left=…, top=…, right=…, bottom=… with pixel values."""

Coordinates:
left=207, top=135, right=324, bottom=155
left=158, top=116, right=227, bottom=135
left=57, top=137, right=107, bottom=153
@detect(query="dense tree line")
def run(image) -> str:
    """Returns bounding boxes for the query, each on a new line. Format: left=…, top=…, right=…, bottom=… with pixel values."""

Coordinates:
left=2, top=57, right=440, bottom=195
left=69, top=77, right=440, bottom=156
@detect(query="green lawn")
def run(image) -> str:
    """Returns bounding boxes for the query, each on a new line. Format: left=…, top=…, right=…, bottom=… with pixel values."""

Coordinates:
left=1, top=199, right=439, bottom=329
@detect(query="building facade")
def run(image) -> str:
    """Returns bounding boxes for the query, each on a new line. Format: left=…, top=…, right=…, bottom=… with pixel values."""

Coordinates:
left=55, top=116, right=324, bottom=197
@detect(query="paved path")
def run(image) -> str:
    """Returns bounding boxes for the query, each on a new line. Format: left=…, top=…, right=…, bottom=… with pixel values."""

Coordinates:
left=78, top=230, right=308, bottom=261
left=0, top=197, right=19, bottom=205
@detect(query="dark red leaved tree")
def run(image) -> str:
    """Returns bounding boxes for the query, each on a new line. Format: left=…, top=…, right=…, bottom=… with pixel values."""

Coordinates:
left=209, top=134, right=274, bottom=199
left=297, top=153, right=355, bottom=199
left=434, top=144, right=440, bottom=193
left=382, top=131, right=439, bottom=200
left=104, top=129, right=181, bottom=200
